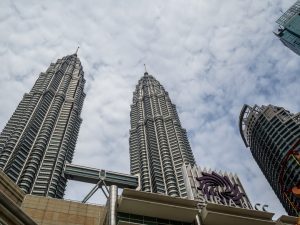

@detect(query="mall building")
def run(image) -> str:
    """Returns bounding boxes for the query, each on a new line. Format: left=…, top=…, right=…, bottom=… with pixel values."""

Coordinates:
left=1, top=167, right=299, bottom=225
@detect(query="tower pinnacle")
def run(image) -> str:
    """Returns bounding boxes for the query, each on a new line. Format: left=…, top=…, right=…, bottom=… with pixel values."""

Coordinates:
left=144, top=64, right=148, bottom=75
left=75, top=46, right=80, bottom=55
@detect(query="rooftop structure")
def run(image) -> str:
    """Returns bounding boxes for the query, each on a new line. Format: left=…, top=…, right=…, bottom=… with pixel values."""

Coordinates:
left=275, top=0, right=300, bottom=55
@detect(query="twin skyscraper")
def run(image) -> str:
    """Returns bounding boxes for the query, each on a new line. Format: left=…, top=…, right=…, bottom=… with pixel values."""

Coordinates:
left=130, top=72, right=196, bottom=197
left=0, top=53, right=196, bottom=199
left=0, top=53, right=299, bottom=217
left=0, top=54, right=85, bottom=198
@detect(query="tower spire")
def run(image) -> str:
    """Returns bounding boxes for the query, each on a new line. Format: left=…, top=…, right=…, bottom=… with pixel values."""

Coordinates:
left=144, top=64, right=148, bottom=76
left=75, top=46, right=80, bottom=55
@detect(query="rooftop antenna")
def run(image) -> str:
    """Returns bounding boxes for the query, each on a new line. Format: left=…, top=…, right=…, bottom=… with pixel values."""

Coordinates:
left=75, top=46, right=80, bottom=55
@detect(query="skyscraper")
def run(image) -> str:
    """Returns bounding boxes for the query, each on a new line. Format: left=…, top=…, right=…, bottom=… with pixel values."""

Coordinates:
left=0, top=53, right=85, bottom=198
left=274, top=0, right=300, bottom=56
left=239, top=104, right=300, bottom=216
left=129, top=72, right=196, bottom=198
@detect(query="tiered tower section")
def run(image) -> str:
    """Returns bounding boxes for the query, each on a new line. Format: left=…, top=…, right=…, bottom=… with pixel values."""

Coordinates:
left=0, top=54, right=85, bottom=198
left=129, top=72, right=196, bottom=198
left=239, top=104, right=300, bottom=216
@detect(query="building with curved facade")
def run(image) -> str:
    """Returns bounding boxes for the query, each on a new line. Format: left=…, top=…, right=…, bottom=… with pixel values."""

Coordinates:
left=129, top=72, right=196, bottom=198
left=0, top=53, right=85, bottom=198
left=239, top=104, right=300, bottom=216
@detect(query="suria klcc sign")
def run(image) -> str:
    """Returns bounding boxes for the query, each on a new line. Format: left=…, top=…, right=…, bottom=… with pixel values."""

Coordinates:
left=182, top=165, right=253, bottom=209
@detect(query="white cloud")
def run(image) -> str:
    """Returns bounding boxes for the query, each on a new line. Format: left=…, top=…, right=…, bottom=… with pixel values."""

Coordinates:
left=0, top=0, right=299, bottom=218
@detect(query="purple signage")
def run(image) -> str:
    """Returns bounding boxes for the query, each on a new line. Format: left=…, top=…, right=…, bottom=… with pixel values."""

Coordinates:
left=196, top=172, right=245, bottom=207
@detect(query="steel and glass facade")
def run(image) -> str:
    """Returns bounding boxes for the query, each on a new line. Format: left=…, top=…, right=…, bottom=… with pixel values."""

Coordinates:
left=275, top=0, right=300, bottom=56
left=129, top=72, right=196, bottom=198
left=0, top=54, right=85, bottom=198
left=239, top=104, right=300, bottom=216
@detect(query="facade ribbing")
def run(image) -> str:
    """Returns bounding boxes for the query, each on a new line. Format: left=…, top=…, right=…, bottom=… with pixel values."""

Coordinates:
left=0, top=54, right=85, bottom=198
left=129, top=72, right=196, bottom=198
left=239, top=104, right=300, bottom=216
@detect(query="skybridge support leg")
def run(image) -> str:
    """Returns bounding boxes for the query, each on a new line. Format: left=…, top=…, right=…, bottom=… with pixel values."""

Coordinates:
left=82, top=180, right=102, bottom=203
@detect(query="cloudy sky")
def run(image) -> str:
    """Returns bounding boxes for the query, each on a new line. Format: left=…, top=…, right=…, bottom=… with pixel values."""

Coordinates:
left=1, top=0, right=300, bottom=218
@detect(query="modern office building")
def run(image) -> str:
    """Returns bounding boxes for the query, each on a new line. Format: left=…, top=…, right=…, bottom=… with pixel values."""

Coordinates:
left=129, top=72, right=196, bottom=197
left=0, top=53, right=86, bottom=198
left=274, top=0, right=300, bottom=56
left=239, top=104, right=300, bottom=216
